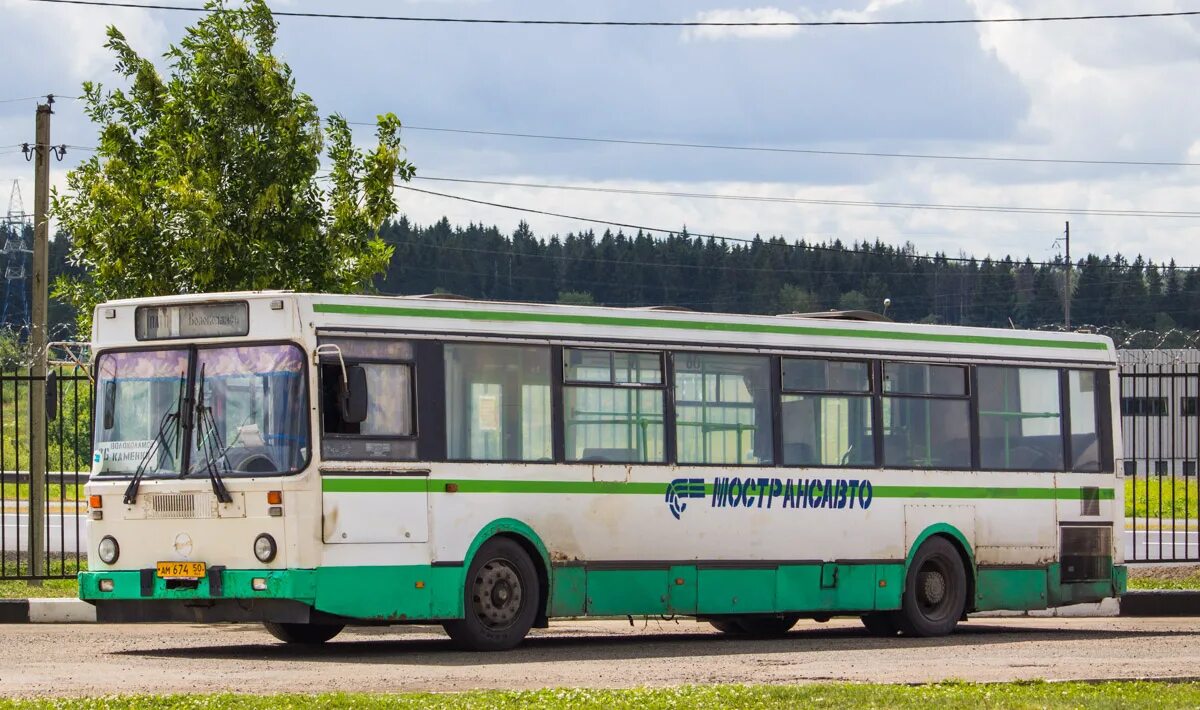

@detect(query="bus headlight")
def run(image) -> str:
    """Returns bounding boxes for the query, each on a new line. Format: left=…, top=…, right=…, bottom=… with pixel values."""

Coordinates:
left=98, top=536, right=119, bottom=565
left=253, top=533, right=277, bottom=563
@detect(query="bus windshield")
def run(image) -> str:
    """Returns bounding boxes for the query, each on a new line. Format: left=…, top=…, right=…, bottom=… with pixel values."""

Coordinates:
left=93, top=344, right=309, bottom=477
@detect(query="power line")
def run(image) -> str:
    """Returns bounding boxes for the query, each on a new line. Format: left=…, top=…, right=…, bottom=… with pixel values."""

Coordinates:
left=0, top=95, right=50, bottom=105
left=0, top=94, right=81, bottom=104
left=413, top=175, right=1200, bottom=219
left=395, top=183, right=1200, bottom=270
left=373, top=123, right=1200, bottom=169
left=25, top=1, right=1200, bottom=27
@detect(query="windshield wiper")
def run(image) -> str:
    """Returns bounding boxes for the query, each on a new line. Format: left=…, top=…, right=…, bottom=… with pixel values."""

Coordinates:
left=191, top=363, right=233, bottom=503
left=123, top=375, right=186, bottom=505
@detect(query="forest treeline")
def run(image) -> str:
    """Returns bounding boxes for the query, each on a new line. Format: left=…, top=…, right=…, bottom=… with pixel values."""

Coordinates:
left=376, top=216, right=1200, bottom=330
left=6, top=216, right=1199, bottom=336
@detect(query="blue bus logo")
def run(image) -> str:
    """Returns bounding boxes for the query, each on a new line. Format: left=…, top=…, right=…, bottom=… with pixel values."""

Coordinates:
left=665, top=478, right=706, bottom=519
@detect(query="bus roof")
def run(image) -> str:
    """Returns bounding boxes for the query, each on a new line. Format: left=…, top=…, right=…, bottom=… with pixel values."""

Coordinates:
left=94, top=291, right=1116, bottom=364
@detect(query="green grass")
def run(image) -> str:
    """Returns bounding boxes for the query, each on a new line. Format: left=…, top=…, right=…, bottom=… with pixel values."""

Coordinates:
left=0, top=483, right=85, bottom=503
left=0, top=555, right=84, bottom=597
left=0, top=577, right=77, bottom=598
left=1, top=683, right=1199, bottom=709
left=1127, top=566, right=1200, bottom=591
left=1124, top=477, right=1200, bottom=520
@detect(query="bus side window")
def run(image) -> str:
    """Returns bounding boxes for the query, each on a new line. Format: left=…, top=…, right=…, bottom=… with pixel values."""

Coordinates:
left=318, top=338, right=417, bottom=461
left=444, top=343, right=553, bottom=462
left=1067, top=369, right=1102, bottom=472
left=881, top=362, right=971, bottom=469
left=562, top=348, right=665, bottom=464
left=780, top=358, right=875, bottom=467
left=977, top=366, right=1064, bottom=472
left=673, top=352, right=773, bottom=465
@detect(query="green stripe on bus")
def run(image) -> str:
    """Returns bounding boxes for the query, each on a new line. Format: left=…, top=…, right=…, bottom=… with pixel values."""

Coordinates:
left=312, top=303, right=1109, bottom=351
left=322, top=477, right=1114, bottom=500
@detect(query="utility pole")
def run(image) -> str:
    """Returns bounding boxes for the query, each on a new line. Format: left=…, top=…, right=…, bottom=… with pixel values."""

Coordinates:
left=1064, top=221, right=1072, bottom=328
left=28, top=100, right=52, bottom=580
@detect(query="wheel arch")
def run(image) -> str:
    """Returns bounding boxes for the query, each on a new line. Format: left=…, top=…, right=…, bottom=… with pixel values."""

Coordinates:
left=462, top=518, right=552, bottom=626
left=905, top=523, right=976, bottom=613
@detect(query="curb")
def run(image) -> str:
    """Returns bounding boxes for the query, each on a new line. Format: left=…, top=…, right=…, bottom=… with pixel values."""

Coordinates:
left=0, top=598, right=95, bottom=623
left=0, top=593, right=1192, bottom=623
left=972, top=597, right=1121, bottom=619
left=1120, top=590, right=1200, bottom=616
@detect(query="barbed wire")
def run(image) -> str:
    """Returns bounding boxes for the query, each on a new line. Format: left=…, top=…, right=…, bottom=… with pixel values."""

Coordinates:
left=1035, top=324, right=1200, bottom=364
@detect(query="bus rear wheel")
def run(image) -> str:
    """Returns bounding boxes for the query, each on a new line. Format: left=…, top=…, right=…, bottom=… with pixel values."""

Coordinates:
left=263, top=621, right=344, bottom=644
left=443, top=537, right=539, bottom=651
left=896, top=536, right=967, bottom=637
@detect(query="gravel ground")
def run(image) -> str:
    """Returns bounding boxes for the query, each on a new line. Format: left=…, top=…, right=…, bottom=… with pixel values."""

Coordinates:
left=3, top=617, right=1200, bottom=697
left=1128, top=564, right=1200, bottom=582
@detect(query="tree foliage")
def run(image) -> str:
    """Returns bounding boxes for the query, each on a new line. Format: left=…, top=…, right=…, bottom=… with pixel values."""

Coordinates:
left=375, top=217, right=1200, bottom=330
left=52, top=0, right=415, bottom=331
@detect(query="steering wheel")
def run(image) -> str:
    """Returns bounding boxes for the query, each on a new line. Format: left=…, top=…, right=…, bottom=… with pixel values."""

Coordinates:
left=233, top=453, right=279, bottom=473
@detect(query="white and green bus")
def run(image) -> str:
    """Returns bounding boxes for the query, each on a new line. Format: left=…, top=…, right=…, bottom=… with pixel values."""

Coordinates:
left=80, top=292, right=1124, bottom=650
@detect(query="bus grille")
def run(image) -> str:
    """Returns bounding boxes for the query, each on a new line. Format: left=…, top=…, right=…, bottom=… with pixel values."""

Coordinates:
left=146, top=493, right=215, bottom=519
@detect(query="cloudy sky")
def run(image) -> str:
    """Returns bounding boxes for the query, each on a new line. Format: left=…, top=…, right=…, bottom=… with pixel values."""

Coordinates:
left=2, top=0, right=1199, bottom=265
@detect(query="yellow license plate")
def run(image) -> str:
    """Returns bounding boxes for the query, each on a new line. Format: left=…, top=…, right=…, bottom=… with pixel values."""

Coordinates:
left=156, top=561, right=207, bottom=579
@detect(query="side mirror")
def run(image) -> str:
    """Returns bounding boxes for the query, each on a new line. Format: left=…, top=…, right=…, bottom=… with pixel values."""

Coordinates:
left=46, top=370, right=57, bottom=421
left=340, top=365, right=369, bottom=424
left=103, top=380, right=116, bottom=430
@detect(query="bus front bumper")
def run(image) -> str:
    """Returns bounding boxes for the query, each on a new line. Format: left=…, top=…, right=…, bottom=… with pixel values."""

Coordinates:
left=79, top=568, right=323, bottom=623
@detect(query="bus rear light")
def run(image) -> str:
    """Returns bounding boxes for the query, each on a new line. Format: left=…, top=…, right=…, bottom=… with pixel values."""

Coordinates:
left=91, top=510, right=103, bottom=521
left=251, top=578, right=268, bottom=591
left=268, top=506, right=283, bottom=517
left=98, top=579, right=114, bottom=592
left=266, top=491, right=282, bottom=505
left=89, top=495, right=102, bottom=509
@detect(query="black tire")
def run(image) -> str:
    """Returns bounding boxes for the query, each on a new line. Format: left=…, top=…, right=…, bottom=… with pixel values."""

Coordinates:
left=709, top=615, right=799, bottom=637
left=860, top=612, right=900, bottom=637
left=736, top=614, right=800, bottom=637
left=709, top=619, right=744, bottom=634
left=443, top=537, right=539, bottom=651
left=896, top=536, right=968, bottom=637
left=262, top=621, right=344, bottom=644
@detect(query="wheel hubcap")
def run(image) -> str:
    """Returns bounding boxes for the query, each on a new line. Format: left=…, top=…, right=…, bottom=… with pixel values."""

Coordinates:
left=915, top=556, right=956, bottom=620
left=471, top=558, right=523, bottom=630
left=921, top=569, right=947, bottom=605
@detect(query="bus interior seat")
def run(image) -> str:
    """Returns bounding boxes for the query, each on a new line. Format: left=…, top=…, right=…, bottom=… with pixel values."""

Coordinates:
left=783, top=442, right=815, bottom=465
left=580, top=448, right=638, bottom=463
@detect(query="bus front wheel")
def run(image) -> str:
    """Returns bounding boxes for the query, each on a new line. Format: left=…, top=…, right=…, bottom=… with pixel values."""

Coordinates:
left=443, top=537, right=539, bottom=651
left=263, top=621, right=344, bottom=644
left=896, top=536, right=967, bottom=637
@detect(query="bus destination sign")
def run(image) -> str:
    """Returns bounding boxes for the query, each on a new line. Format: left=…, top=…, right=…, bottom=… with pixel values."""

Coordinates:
left=135, top=302, right=250, bottom=340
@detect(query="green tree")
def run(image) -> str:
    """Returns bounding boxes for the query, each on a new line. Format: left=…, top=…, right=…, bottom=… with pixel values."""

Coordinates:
left=52, top=0, right=415, bottom=331
left=838, top=290, right=871, bottom=312
left=778, top=284, right=819, bottom=313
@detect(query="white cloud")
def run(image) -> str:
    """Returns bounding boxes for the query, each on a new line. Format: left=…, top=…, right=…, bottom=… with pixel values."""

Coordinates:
left=682, top=7, right=806, bottom=41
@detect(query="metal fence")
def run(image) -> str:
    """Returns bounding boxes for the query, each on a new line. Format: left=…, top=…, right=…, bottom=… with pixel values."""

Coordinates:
left=0, top=366, right=91, bottom=580
left=1119, top=349, right=1200, bottom=562
left=0, top=349, right=1195, bottom=577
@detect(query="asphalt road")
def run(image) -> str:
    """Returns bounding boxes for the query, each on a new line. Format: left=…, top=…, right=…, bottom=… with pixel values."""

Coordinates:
left=2, top=617, right=1199, bottom=696
left=1, top=512, right=85, bottom=555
